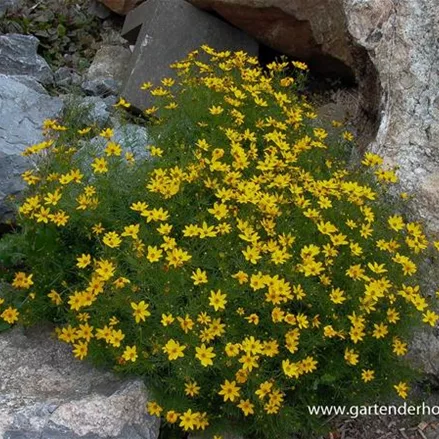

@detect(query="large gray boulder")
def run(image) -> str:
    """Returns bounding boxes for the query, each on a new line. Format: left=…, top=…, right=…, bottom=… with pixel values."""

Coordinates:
left=344, top=0, right=439, bottom=231
left=0, top=34, right=53, bottom=84
left=0, top=75, right=63, bottom=221
left=0, top=326, right=160, bottom=439
left=121, top=0, right=258, bottom=110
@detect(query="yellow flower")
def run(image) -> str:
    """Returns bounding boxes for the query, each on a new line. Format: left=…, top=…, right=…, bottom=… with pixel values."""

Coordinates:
left=292, top=61, right=308, bottom=70
left=161, top=313, right=175, bottom=326
left=367, top=262, right=387, bottom=274
left=361, top=369, right=375, bottom=383
left=95, top=259, right=116, bottom=280
left=12, top=272, right=34, bottom=289
left=242, top=245, right=261, bottom=264
left=209, top=290, right=227, bottom=311
left=77, top=323, right=94, bottom=342
left=44, top=189, right=62, bottom=206
left=147, top=401, right=163, bottom=417
left=47, top=289, right=62, bottom=305
left=113, top=277, right=130, bottom=289
left=166, top=410, right=179, bottom=424
left=344, top=348, right=359, bottom=365
left=218, top=379, right=240, bottom=402
left=282, top=359, right=300, bottom=378
left=122, top=345, right=138, bottom=362
left=150, top=146, right=164, bottom=157
left=422, top=310, right=439, bottom=327
left=195, top=343, right=216, bottom=367
left=166, top=247, right=192, bottom=267
left=394, top=382, right=409, bottom=399
left=232, top=271, right=248, bottom=284
left=184, top=381, right=200, bottom=397
left=191, top=268, right=208, bottom=285
left=388, top=215, right=405, bottom=231
left=103, top=231, right=122, bottom=248
left=329, top=287, right=346, bottom=304
left=78, top=127, right=92, bottom=135
left=72, top=341, right=88, bottom=360
left=1, top=306, right=19, bottom=324
left=91, top=157, right=108, bottom=174
left=131, top=301, right=151, bottom=323
left=179, top=409, right=198, bottom=431
left=392, top=338, right=408, bottom=356
left=177, top=314, right=194, bottom=333
left=209, top=105, right=224, bottom=115
left=255, top=381, right=273, bottom=400
left=114, top=97, right=130, bottom=108
left=76, top=254, right=91, bottom=269
left=163, top=339, right=186, bottom=360
left=362, top=152, right=383, bottom=167
left=141, top=81, right=153, bottom=90
left=342, top=131, right=354, bottom=141
left=372, top=322, right=388, bottom=339
left=146, top=246, right=163, bottom=262
left=237, top=399, right=255, bottom=416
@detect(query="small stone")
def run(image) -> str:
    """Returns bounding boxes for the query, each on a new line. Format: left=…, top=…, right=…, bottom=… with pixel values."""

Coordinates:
left=77, top=96, right=111, bottom=126
left=88, top=0, right=112, bottom=19
left=86, top=45, right=132, bottom=83
left=0, top=34, right=53, bottom=84
left=81, top=78, right=121, bottom=96
left=98, top=0, right=144, bottom=15
left=0, top=0, right=21, bottom=18
left=54, top=67, right=82, bottom=88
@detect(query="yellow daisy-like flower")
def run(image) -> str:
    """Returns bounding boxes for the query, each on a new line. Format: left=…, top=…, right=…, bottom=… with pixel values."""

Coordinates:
left=394, top=381, right=409, bottom=399
left=218, top=379, right=240, bottom=402
left=122, top=345, right=138, bottom=362
left=191, top=268, right=208, bottom=285
left=208, top=290, right=227, bottom=311
left=130, top=301, right=151, bottom=324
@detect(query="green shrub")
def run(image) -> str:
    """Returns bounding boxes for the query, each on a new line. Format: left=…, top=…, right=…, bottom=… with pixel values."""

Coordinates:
left=1, top=46, right=439, bottom=438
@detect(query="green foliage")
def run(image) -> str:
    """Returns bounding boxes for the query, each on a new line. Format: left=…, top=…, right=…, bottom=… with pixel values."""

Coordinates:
left=0, top=0, right=102, bottom=71
left=1, top=47, right=438, bottom=438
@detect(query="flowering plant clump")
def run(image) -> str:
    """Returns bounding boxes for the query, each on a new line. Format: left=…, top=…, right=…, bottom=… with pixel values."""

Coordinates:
left=1, top=46, right=439, bottom=438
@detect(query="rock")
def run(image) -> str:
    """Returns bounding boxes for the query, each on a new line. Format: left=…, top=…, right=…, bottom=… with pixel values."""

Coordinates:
left=98, top=0, right=144, bottom=15
left=78, top=96, right=112, bottom=126
left=121, top=1, right=150, bottom=45
left=9, top=75, right=48, bottom=94
left=54, top=67, right=82, bottom=88
left=121, top=0, right=258, bottom=110
left=409, top=329, right=439, bottom=378
left=88, top=0, right=112, bottom=19
left=344, top=0, right=439, bottom=232
left=83, top=45, right=132, bottom=96
left=187, top=0, right=364, bottom=80
left=0, top=34, right=53, bottom=84
left=0, top=325, right=160, bottom=439
left=0, top=75, right=63, bottom=221
left=86, top=45, right=132, bottom=82
left=82, top=78, right=121, bottom=97
left=60, top=95, right=112, bottom=127
left=87, top=122, right=151, bottom=158
left=0, top=0, right=21, bottom=18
